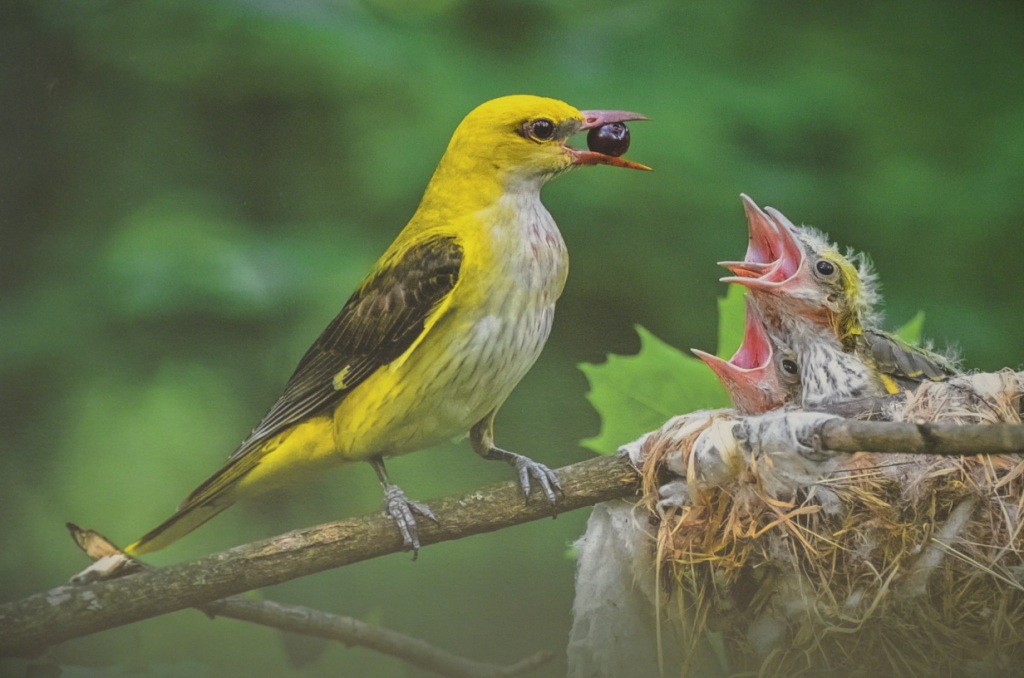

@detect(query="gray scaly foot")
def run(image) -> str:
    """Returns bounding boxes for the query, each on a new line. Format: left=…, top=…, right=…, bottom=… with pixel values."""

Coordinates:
left=486, top=447, right=562, bottom=509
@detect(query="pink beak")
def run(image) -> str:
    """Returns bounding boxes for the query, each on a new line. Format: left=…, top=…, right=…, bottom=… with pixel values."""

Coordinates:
left=692, top=297, right=787, bottom=414
left=719, top=194, right=783, bottom=276
left=720, top=196, right=804, bottom=291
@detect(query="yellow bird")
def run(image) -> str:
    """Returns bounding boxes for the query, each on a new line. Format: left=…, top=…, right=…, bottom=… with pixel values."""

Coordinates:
left=125, top=95, right=649, bottom=556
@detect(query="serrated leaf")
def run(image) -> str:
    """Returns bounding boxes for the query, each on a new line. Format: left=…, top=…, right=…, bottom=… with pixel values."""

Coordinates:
left=894, top=311, right=925, bottom=345
left=716, top=284, right=749, bottom=358
left=580, top=326, right=730, bottom=454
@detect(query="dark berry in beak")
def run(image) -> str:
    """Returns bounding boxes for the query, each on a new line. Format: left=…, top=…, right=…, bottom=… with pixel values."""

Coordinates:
left=586, top=122, right=630, bottom=157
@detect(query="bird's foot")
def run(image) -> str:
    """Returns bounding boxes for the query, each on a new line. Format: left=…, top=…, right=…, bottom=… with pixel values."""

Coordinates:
left=486, top=447, right=562, bottom=509
left=381, top=484, right=437, bottom=558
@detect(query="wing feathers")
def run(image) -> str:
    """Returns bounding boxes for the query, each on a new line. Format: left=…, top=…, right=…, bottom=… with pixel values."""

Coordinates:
left=862, top=330, right=957, bottom=387
left=230, top=234, right=463, bottom=461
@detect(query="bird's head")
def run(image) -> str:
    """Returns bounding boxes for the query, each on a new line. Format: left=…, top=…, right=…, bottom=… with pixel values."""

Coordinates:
left=692, top=296, right=801, bottom=415
left=436, top=95, right=649, bottom=191
left=720, top=196, right=880, bottom=341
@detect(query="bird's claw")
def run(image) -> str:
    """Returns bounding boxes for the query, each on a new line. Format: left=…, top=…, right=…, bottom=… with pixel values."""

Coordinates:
left=481, top=446, right=561, bottom=513
left=509, top=452, right=562, bottom=509
left=382, top=484, right=437, bottom=558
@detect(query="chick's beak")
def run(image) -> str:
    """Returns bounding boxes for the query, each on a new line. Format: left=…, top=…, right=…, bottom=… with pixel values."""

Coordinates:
left=569, top=109, right=651, bottom=170
left=743, top=194, right=782, bottom=264
left=720, top=202, right=804, bottom=291
left=691, top=298, right=781, bottom=414
left=719, top=195, right=783, bottom=276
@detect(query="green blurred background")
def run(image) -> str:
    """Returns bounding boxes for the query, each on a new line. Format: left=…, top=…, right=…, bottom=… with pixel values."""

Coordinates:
left=2, top=1, right=1022, bottom=676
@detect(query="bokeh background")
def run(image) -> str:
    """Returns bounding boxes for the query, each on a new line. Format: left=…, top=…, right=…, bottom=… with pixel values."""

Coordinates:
left=3, top=1, right=1023, bottom=676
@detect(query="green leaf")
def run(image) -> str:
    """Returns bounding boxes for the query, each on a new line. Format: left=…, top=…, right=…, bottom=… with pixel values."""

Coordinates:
left=580, top=326, right=730, bottom=454
left=716, top=284, right=749, bottom=358
left=894, top=311, right=925, bottom=345
left=579, top=286, right=749, bottom=455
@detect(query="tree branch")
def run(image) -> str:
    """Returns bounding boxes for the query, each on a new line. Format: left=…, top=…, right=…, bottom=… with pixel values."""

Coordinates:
left=0, top=453, right=637, bottom=658
left=819, top=420, right=1024, bottom=456
left=2, top=420, right=1021, bottom=660
left=60, top=525, right=555, bottom=678
left=201, top=595, right=552, bottom=678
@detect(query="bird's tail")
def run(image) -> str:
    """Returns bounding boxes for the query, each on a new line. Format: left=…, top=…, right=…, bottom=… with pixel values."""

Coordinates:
left=124, top=450, right=264, bottom=556
left=124, top=496, right=235, bottom=556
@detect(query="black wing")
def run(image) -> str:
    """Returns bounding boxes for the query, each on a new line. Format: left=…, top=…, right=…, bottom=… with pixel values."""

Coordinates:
left=229, top=234, right=463, bottom=461
left=862, top=329, right=958, bottom=387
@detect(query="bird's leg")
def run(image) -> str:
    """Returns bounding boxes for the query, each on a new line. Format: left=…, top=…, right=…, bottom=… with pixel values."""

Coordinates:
left=470, top=411, right=562, bottom=509
left=369, top=457, right=436, bottom=558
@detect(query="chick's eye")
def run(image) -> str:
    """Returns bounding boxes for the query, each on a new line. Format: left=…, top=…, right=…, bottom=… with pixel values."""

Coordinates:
left=782, top=358, right=798, bottom=375
left=529, top=118, right=555, bottom=141
left=815, top=260, right=836, bottom=276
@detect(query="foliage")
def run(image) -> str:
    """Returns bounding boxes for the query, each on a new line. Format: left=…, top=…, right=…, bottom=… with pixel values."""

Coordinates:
left=2, top=1, right=1022, bottom=676
left=895, top=310, right=926, bottom=345
left=580, top=286, right=743, bottom=454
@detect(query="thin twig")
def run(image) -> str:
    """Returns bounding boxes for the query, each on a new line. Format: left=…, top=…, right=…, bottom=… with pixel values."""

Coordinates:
left=202, top=596, right=552, bottom=678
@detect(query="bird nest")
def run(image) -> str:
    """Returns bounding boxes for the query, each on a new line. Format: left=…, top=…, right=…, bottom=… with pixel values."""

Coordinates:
left=638, top=371, right=1024, bottom=677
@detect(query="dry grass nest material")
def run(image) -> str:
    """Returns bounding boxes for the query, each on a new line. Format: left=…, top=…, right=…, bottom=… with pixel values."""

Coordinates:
left=639, top=370, right=1024, bottom=677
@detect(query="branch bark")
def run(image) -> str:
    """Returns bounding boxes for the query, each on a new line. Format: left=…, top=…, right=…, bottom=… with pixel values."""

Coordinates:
left=0, top=453, right=637, bottom=658
left=819, top=420, right=1024, bottom=456
left=61, top=527, right=556, bottom=678
left=1, top=420, right=1021, bottom=659
left=202, top=596, right=552, bottom=678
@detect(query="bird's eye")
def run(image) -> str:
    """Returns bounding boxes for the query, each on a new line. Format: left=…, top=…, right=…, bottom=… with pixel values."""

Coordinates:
left=528, top=118, right=556, bottom=141
left=815, top=260, right=836, bottom=276
left=782, top=358, right=798, bottom=375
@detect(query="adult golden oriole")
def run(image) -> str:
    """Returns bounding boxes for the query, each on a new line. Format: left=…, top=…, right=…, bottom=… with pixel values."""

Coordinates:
left=126, top=95, right=648, bottom=555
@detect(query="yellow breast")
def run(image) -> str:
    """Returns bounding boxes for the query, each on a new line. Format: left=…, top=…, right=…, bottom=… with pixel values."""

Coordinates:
left=330, top=190, right=568, bottom=460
